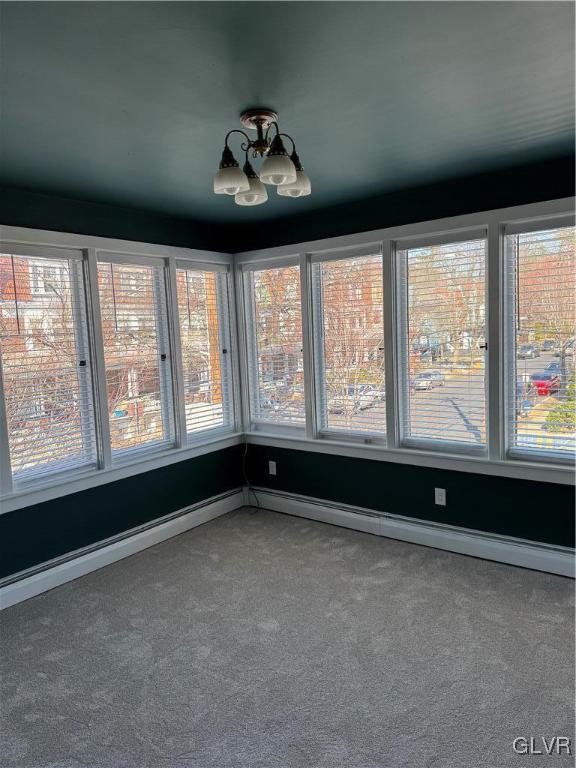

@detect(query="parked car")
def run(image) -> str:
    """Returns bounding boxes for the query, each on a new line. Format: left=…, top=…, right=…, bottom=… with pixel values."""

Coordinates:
left=328, top=384, right=378, bottom=414
left=529, top=372, right=560, bottom=396
left=259, top=395, right=281, bottom=412
left=364, top=382, right=386, bottom=401
left=540, top=339, right=557, bottom=352
left=545, top=362, right=562, bottom=375
left=412, top=372, right=441, bottom=391
left=518, top=344, right=540, bottom=359
left=427, top=370, right=445, bottom=386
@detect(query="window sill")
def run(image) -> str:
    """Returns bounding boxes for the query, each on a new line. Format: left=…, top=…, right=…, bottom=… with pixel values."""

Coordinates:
left=245, top=431, right=574, bottom=485
left=0, top=432, right=242, bottom=514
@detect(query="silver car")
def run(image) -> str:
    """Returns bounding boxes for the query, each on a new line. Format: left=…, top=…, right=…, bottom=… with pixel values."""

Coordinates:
left=412, top=371, right=444, bottom=391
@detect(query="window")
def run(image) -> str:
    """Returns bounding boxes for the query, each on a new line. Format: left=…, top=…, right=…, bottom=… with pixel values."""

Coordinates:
left=398, top=236, right=487, bottom=449
left=312, top=252, right=385, bottom=435
left=0, top=250, right=97, bottom=484
left=506, top=225, right=575, bottom=458
left=175, top=264, right=232, bottom=437
left=244, top=263, right=305, bottom=425
left=97, top=259, right=174, bottom=457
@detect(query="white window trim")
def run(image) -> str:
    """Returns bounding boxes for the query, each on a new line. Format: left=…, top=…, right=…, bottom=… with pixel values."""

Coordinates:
left=246, top=432, right=573, bottom=486
left=1, top=199, right=574, bottom=509
left=0, top=433, right=242, bottom=514
left=310, top=249, right=388, bottom=442
left=0, top=226, right=239, bottom=509
left=1, top=245, right=99, bottom=491
left=240, top=257, right=306, bottom=430
left=501, top=214, right=576, bottom=465
left=395, top=231, right=489, bottom=453
left=95, top=254, right=177, bottom=460
left=236, top=197, right=575, bottom=483
left=170, top=261, right=235, bottom=445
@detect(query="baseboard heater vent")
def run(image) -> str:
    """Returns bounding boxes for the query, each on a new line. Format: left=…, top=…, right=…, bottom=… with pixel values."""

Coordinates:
left=0, top=488, right=244, bottom=609
left=249, top=487, right=574, bottom=578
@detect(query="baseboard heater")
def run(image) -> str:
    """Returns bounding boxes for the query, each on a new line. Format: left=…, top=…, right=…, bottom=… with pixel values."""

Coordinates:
left=2, top=484, right=572, bottom=610
left=0, top=488, right=245, bottom=610
left=249, top=487, right=575, bottom=578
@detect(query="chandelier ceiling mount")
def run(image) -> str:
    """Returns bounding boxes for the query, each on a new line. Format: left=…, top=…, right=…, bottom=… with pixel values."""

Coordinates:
left=213, top=108, right=311, bottom=206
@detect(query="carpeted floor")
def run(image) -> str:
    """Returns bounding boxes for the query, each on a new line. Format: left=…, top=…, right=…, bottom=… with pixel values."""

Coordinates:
left=1, top=507, right=574, bottom=768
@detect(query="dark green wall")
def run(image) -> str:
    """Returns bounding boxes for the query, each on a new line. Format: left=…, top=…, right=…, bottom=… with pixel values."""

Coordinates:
left=230, top=155, right=575, bottom=251
left=0, top=186, right=236, bottom=252
left=246, top=445, right=575, bottom=548
left=2, top=155, right=574, bottom=253
left=0, top=445, right=243, bottom=580
left=1, top=158, right=574, bottom=580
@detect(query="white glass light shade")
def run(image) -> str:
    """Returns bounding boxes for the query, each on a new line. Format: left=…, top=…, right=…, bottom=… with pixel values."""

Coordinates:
left=259, top=154, right=297, bottom=186
left=235, top=177, right=268, bottom=206
left=277, top=170, right=311, bottom=197
left=213, top=166, right=250, bottom=195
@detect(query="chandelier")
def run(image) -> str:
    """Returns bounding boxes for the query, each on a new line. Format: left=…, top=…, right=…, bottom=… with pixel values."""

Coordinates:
left=213, top=109, right=311, bottom=206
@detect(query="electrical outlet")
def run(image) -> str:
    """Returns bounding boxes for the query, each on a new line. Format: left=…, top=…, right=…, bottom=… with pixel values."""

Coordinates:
left=435, top=487, right=446, bottom=506
left=268, top=460, right=277, bottom=476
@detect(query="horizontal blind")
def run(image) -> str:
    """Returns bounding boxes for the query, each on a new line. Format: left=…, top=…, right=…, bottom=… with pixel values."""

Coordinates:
left=175, top=267, right=231, bottom=437
left=0, top=252, right=97, bottom=481
left=246, top=265, right=305, bottom=425
left=97, top=261, right=174, bottom=457
left=313, top=253, right=385, bottom=434
left=507, top=226, right=575, bottom=456
left=400, top=238, right=486, bottom=447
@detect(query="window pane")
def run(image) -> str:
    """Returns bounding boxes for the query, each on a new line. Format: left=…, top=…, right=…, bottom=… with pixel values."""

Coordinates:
left=0, top=252, right=96, bottom=481
left=508, top=226, right=575, bottom=455
left=314, top=254, right=385, bottom=434
left=97, top=261, right=174, bottom=455
left=401, top=238, right=486, bottom=446
left=247, top=265, right=305, bottom=425
left=176, top=267, right=230, bottom=436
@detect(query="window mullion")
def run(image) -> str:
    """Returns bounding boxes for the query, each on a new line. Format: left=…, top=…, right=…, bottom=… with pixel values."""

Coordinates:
left=242, top=270, right=259, bottom=427
left=310, top=261, right=327, bottom=432
left=299, top=253, right=317, bottom=439
left=0, top=347, right=14, bottom=496
left=70, top=259, right=96, bottom=465
left=152, top=266, right=175, bottom=446
left=165, top=260, right=187, bottom=447
left=487, top=222, right=504, bottom=460
left=234, top=265, right=252, bottom=433
left=395, top=247, right=410, bottom=445
left=85, top=248, right=112, bottom=470
left=215, top=271, right=236, bottom=429
left=383, top=240, right=400, bottom=448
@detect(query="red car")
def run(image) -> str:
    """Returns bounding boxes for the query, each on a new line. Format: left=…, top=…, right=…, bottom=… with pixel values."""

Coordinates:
left=529, top=372, right=560, bottom=396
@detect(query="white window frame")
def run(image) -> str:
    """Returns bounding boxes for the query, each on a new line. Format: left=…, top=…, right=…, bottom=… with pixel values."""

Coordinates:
left=502, top=213, right=576, bottom=466
left=240, top=255, right=307, bottom=435
left=0, top=199, right=573, bottom=512
left=95, top=251, right=177, bottom=464
left=171, top=259, right=235, bottom=444
left=0, top=227, right=240, bottom=513
left=394, top=227, right=489, bottom=457
left=236, top=197, right=574, bottom=485
left=0, top=243, right=99, bottom=494
left=309, top=244, right=387, bottom=445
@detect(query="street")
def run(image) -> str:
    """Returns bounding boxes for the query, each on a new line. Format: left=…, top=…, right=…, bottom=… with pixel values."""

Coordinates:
left=326, top=351, right=569, bottom=444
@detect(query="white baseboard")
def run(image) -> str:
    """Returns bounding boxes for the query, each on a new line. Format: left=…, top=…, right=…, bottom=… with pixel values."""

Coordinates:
left=0, top=489, right=244, bottom=610
left=251, top=487, right=575, bottom=578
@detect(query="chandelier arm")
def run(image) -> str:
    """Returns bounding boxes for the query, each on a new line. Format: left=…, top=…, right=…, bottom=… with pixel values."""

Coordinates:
left=264, top=121, right=280, bottom=142
left=224, top=128, right=252, bottom=150
left=278, top=132, right=296, bottom=154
